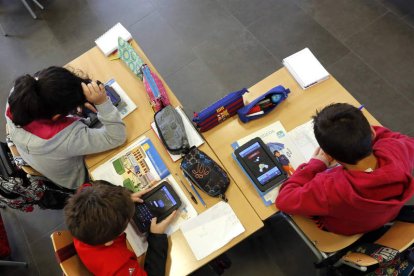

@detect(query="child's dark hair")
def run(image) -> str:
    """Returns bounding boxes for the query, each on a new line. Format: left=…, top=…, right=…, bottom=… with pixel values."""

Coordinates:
left=64, top=180, right=135, bottom=245
left=313, top=103, right=372, bottom=165
left=8, top=66, right=89, bottom=126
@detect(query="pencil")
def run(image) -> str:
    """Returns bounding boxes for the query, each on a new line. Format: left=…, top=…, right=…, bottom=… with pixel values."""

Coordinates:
left=175, top=173, right=198, bottom=205
left=183, top=174, right=207, bottom=208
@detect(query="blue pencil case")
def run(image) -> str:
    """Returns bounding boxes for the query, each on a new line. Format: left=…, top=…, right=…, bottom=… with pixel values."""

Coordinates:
left=237, top=85, right=290, bottom=123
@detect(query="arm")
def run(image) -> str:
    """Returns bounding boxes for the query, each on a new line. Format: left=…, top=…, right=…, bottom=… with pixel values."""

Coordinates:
left=276, top=158, right=330, bottom=216
left=144, top=233, right=168, bottom=276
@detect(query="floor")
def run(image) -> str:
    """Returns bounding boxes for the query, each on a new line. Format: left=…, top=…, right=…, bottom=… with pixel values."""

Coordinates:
left=0, top=0, right=413, bottom=275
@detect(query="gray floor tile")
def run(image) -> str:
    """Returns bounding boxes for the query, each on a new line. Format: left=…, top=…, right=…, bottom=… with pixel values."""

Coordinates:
left=328, top=53, right=414, bottom=135
left=1, top=208, right=38, bottom=275
left=346, top=12, right=414, bottom=103
left=247, top=2, right=349, bottom=67
left=165, top=58, right=229, bottom=117
left=154, top=0, right=238, bottom=48
left=293, top=0, right=387, bottom=41
left=377, top=0, right=413, bottom=17
left=194, top=17, right=280, bottom=91
left=15, top=207, right=64, bottom=246
left=217, top=0, right=291, bottom=27
left=129, top=11, right=196, bottom=78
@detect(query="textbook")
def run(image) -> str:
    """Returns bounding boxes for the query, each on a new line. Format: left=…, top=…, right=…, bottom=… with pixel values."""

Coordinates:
left=283, top=48, right=330, bottom=90
left=91, top=136, right=198, bottom=255
left=151, top=106, right=204, bottom=162
left=95, top=22, right=132, bottom=56
left=231, top=121, right=318, bottom=206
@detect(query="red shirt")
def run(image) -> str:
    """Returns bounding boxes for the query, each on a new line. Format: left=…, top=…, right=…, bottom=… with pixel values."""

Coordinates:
left=276, top=126, right=414, bottom=235
left=74, top=233, right=146, bottom=276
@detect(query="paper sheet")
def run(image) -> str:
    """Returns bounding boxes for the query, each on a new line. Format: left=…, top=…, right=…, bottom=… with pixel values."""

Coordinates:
left=288, top=120, right=319, bottom=162
left=180, top=202, right=245, bottom=260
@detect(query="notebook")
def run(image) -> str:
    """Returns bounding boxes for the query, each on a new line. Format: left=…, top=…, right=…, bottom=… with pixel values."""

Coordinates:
left=282, top=48, right=330, bottom=90
left=95, top=23, right=132, bottom=56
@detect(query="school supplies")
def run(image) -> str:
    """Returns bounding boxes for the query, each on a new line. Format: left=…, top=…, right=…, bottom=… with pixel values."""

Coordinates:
left=95, top=23, right=132, bottom=56
left=183, top=173, right=206, bottom=208
left=237, top=85, right=290, bottom=123
left=283, top=48, right=329, bottom=90
left=175, top=173, right=197, bottom=204
left=192, top=88, right=247, bottom=132
left=180, top=201, right=245, bottom=260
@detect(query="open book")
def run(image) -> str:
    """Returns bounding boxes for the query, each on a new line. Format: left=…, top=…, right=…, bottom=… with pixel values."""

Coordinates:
left=231, top=120, right=318, bottom=206
left=91, top=136, right=197, bottom=255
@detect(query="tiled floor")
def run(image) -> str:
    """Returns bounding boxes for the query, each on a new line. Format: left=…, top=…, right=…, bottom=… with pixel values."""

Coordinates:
left=0, top=0, right=413, bottom=275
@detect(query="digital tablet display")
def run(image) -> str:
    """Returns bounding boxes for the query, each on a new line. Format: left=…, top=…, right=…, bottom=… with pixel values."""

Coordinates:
left=144, top=186, right=178, bottom=217
left=238, top=141, right=282, bottom=186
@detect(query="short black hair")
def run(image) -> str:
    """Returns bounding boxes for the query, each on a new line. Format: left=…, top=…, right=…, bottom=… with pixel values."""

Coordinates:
left=313, top=103, right=372, bottom=164
left=8, top=66, right=89, bottom=126
left=64, top=180, right=134, bottom=245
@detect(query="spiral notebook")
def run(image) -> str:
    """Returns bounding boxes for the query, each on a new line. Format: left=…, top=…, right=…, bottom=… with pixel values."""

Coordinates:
left=95, top=23, right=132, bottom=56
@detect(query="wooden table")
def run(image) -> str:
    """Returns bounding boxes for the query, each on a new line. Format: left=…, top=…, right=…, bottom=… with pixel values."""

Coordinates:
left=67, top=41, right=181, bottom=169
left=203, top=68, right=381, bottom=221
left=73, top=41, right=263, bottom=275
left=89, top=130, right=264, bottom=276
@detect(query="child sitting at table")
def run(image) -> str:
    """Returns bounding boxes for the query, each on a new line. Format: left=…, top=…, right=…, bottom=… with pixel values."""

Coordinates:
left=276, top=103, right=414, bottom=235
left=64, top=180, right=177, bottom=276
left=5, top=66, right=126, bottom=190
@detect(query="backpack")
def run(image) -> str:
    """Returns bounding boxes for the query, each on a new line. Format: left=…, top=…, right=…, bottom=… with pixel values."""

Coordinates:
left=0, top=142, right=73, bottom=211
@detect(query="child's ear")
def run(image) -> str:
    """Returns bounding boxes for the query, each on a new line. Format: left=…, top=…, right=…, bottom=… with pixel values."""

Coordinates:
left=104, top=240, right=114, bottom=246
left=370, top=126, right=376, bottom=140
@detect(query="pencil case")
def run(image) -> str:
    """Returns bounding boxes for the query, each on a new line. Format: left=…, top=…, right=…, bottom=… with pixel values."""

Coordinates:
left=192, top=88, right=248, bottom=132
left=237, top=85, right=290, bottom=123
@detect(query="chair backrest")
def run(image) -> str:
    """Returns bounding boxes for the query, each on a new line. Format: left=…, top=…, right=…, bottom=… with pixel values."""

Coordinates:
left=342, top=221, right=414, bottom=267
left=50, top=230, right=93, bottom=276
left=291, top=215, right=363, bottom=253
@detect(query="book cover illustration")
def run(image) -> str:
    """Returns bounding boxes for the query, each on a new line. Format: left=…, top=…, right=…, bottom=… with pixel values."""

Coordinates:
left=92, top=137, right=169, bottom=192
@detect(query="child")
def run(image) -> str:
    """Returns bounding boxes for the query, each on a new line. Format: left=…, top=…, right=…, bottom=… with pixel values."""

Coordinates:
left=64, top=180, right=176, bottom=276
left=276, top=103, right=414, bottom=235
left=5, top=66, right=126, bottom=189
left=273, top=150, right=295, bottom=176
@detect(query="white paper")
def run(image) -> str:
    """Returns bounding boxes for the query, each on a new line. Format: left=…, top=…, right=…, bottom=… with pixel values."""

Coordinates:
left=180, top=202, right=245, bottom=260
left=288, top=120, right=319, bottom=162
left=151, top=106, right=204, bottom=162
left=105, top=79, right=137, bottom=119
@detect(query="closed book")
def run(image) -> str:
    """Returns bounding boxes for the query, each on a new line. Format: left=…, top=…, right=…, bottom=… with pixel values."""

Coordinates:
left=95, top=23, right=132, bottom=56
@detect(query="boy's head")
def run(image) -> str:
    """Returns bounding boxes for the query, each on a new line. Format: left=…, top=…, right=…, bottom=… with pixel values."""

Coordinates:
left=313, top=103, right=373, bottom=165
left=64, top=180, right=134, bottom=245
left=273, top=150, right=281, bottom=157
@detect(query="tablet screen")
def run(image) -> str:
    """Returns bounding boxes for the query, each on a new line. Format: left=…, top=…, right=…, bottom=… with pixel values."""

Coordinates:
left=145, top=186, right=177, bottom=217
left=238, top=142, right=282, bottom=185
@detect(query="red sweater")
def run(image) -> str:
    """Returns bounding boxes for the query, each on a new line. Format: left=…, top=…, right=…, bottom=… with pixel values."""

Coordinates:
left=74, top=233, right=146, bottom=276
left=276, top=126, right=414, bottom=235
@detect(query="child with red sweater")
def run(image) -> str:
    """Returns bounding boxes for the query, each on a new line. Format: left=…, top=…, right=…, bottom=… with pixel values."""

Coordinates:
left=276, top=103, right=414, bottom=235
left=64, top=181, right=176, bottom=276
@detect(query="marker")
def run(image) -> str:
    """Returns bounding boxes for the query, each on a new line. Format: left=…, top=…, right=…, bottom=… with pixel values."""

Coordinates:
left=175, top=173, right=198, bottom=205
left=358, top=104, right=365, bottom=110
left=183, top=174, right=207, bottom=208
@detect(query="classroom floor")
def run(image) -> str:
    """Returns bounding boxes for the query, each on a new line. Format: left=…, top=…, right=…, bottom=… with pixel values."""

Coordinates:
left=1, top=0, right=414, bottom=275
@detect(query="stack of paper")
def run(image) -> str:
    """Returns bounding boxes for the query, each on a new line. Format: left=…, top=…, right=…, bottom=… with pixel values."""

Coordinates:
left=95, top=22, right=132, bottom=56
left=180, top=201, right=245, bottom=260
left=283, top=48, right=330, bottom=89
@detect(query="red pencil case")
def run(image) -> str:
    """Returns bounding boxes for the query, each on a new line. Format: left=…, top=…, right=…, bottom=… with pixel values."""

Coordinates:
left=192, top=88, right=248, bottom=132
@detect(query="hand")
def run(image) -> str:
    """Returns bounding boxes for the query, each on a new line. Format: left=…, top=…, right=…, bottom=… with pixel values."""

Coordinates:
left=312, top=147, right=334, bottom=167
left=130, top=185, right=156, bottom=203
left=81, top=81, right=108, bottom=106
left=150, top=211, right=178, bottom=234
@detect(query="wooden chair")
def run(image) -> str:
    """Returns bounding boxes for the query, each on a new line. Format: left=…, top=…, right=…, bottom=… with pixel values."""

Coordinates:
left=282, top=213, right=414, bottom=272
left=50, top=231, right=93, bottom=276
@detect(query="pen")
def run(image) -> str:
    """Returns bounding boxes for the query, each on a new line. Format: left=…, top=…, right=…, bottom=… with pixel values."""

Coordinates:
left=175, top=173, right=198, bottom=205
left=183, top=174, right=207, bottom=208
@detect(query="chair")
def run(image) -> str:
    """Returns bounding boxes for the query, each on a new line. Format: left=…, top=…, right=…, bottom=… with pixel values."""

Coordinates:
left=50, top=230, right=93, bottom=276
left=282, top=213, right=414, bottom=272
left=20, top=0, right=44, bottom=19
left=0, top=211, right=27, bottom=268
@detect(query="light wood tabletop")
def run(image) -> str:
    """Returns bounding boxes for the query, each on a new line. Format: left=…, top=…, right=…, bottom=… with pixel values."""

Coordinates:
left=89, top=129, right=264, bottom=276
left=66, top=41, right=180, bottom=169
left=202, top=68, right=381, bottom=221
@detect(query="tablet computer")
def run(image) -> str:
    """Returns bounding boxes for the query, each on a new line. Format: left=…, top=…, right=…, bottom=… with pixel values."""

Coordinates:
left=132, top=181, right=181, bottom=233
left=234, top=137, right=287, bottom=192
